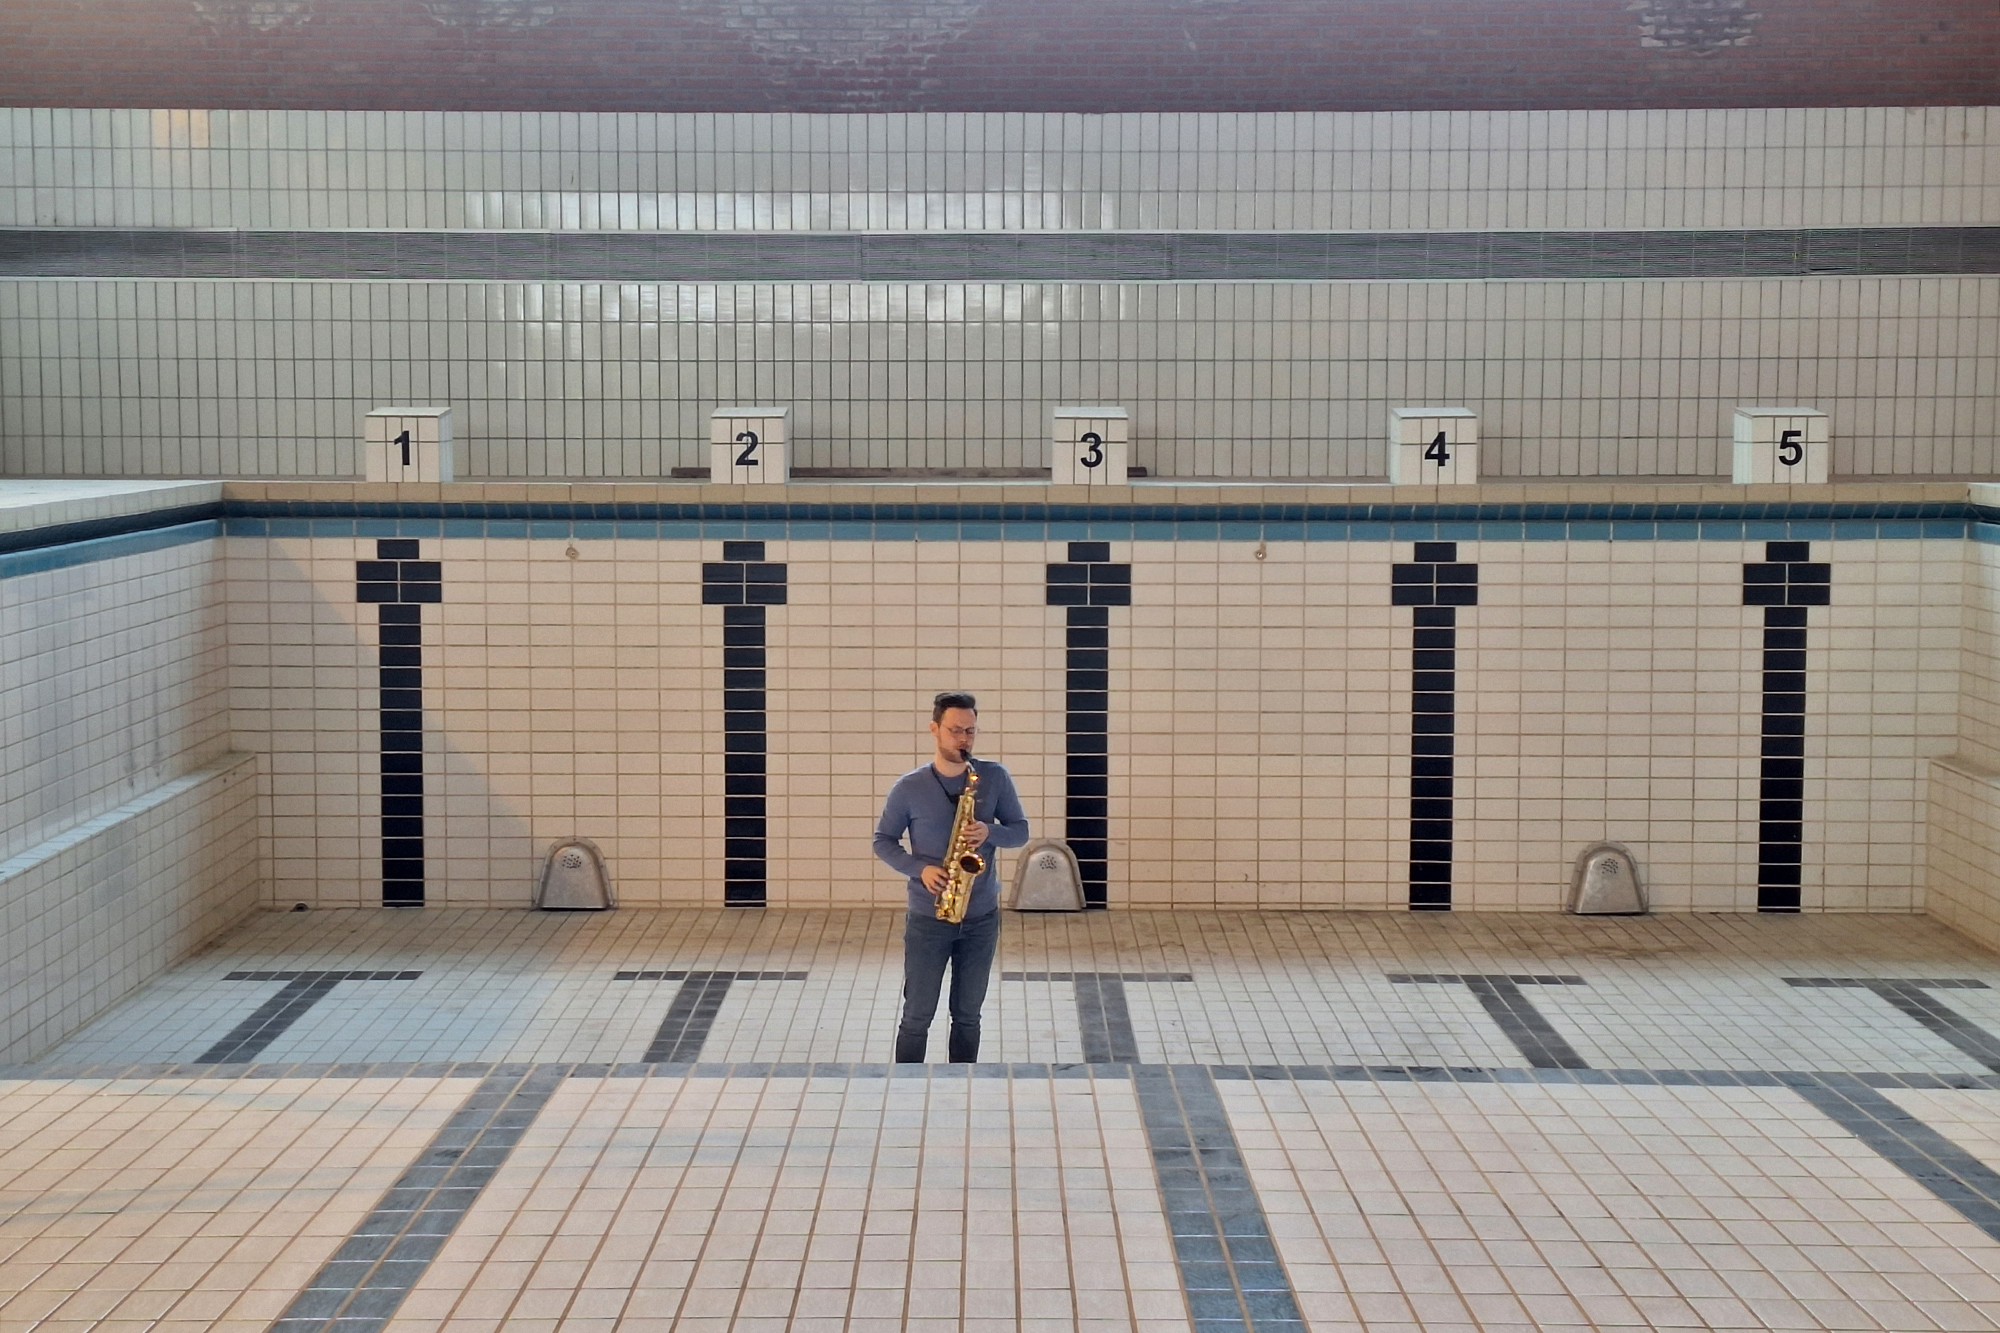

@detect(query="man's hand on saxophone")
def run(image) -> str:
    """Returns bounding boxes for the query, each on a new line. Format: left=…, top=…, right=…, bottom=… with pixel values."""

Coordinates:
left=918, top=819, right=989, bottom=895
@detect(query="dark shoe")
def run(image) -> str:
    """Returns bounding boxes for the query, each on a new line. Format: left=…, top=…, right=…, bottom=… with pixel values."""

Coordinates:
left=894, top=1030, right=929, bottom=1064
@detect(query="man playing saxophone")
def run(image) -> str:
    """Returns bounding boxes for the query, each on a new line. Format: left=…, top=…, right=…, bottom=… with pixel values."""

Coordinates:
left=872, top=691, right=1030, bottom=1063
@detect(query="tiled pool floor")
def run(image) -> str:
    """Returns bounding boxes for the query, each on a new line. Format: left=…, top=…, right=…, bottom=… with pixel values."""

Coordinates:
left=6, top=909, right=2000, bottom=1332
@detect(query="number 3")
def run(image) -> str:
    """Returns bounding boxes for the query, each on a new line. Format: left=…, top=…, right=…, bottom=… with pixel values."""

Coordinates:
left=1777, top=429, right=1803, bottom=467
left=1079, top=431, right=1104, bottom=469
left=735, top=430, right=760, bottom=467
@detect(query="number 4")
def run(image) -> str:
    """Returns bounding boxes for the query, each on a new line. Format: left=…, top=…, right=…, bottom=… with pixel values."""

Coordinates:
left=1422, top=431, right=1451, bottom=465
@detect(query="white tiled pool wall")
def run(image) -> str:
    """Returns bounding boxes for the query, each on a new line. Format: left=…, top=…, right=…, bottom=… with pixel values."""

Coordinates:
left=223, top=510, right=1964, bottom=916
left=2, top=107, right=1999, bottom=481
left=0, top=530, right=229, bottom=859
left=1929, top=535, right=2000, bottom=951
left=0, top=530, right=257, bottom=1061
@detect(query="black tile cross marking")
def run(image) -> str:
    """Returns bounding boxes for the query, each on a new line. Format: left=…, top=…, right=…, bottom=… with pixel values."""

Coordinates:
left=614, top=969, right=808, bottom=1063
left=1388, top=973, right=1591, bottom=1069
left=701, top=540, right=787, bottom=907
left=1003, top=971, right=1194, bottom=1063
left=197, top=970, right=422, bottom=1064
left=1047, top=541, right=1132, bottom=908
left=1743, top=541, right=1830, bottom=912
left=268, top=1065, right=564, bottom=1333
left=357, top=539, right=441, bottom=907
left=1390, top=541, right=1478, bottom=911
left=1135, top=1064, right=1307, bottom=1332
left=1786, top=978, right=2000, bottom=1072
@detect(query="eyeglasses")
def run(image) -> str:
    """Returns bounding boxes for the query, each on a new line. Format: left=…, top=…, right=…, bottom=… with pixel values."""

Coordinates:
left=942, top=726, right=978, bottom=739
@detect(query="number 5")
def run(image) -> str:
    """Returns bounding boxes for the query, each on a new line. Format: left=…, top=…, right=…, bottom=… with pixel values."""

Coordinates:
left=1777, top=429, right=1803, bottom=467
left=735, top=430, right=760, bottom=467
left=1079, top=431, right=1104, bottom=469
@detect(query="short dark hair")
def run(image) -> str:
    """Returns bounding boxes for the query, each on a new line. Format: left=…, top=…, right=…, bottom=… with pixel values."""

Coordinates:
left=932, top=691, right=978, bottom=722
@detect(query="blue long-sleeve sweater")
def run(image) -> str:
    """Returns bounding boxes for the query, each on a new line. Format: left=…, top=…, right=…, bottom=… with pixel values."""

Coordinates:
left=873, top=760, right=1030, bottom=919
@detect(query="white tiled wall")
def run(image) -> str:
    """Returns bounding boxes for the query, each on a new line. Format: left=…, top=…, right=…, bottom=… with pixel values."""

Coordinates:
left=1927, top=757, right=2000, bottom=953
left=1928, top=527, right=2000, bottom=949
left=223, top=502, right=1959, bottom=914
left=0, top=757, right=260, bottom=1062
left=6, top=276, right=1996, bottom=480
left=0, top=530, right=230, bottom=862
left=5, top=107, right=1995, bottom=231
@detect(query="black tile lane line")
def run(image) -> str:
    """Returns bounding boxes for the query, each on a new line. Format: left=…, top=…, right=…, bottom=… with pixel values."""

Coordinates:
left=703, top=539, right=787, bottom=907
left=1390, top=541, right=1477, bottom=910
left=1388, top=973, right=1591, bottom=1069
left=1001, top=971, right=1195, bottom=1063
left=1135, top=1064, right=1307, bottom=1333
left=614, top=969, right=809, bottom=1063
left=268, top=1064, right=564, bottom=1333
left=1046, top=542, right=1131, bottom=909
left=196, top=971, right=422, bottom=1064
left=1784, top=1073, right=2000, bottom=1244
left=358, top=539, right=441, bottom=908
left=1786, top=978, right=2000, bottom=1072
left=1743, top=541, right=1830, bottom=913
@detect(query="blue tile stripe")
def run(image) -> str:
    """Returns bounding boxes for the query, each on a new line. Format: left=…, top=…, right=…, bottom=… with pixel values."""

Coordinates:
left=3, top=498, right=1993, bottom=574
left=0, top=500, right=223, bottom=556
left=215, top=498, right=1983, bottom=545
left=0, top=518, right=221, bottom=579
left=7, top=226, right=1999, bottom=282
left=7, top=1058, right=1999, bottom=1086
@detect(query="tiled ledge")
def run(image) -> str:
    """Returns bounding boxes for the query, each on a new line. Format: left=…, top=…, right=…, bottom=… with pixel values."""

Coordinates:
left=226, top=477, right=1981, bottom=509
left=0, top=479, right=223, bottom=538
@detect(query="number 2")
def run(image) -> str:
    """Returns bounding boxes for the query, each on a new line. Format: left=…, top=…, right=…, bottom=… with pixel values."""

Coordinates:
left=394, top=430, right=411, bottom=468
left=1777, top=429, right=1804, bottom=467
left=1079, top=431, right=1104, bottom=469
left=735, top=430, right=760, bottom=467
left=1422, top=431, right=1451, bottom=465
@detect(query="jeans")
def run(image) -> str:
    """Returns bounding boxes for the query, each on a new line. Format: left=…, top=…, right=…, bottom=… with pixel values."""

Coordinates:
left=895, top=909, right=1001, bottom=1063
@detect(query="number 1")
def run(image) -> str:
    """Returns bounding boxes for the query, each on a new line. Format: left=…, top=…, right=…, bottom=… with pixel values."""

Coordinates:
left=1778, top=429, right=1804, bottom=467
left=394, top=430, right=411, bottom=468
left=1422, top=431, right=1451, bottom=465
left=735, top=430, right=760, bottom=467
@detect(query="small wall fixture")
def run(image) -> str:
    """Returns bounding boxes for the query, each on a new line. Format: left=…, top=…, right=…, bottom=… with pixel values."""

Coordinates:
left=1009, top=839, right=1085, bottom=911
left=1569, top=842, right=1646, bottom=915
left=536, top=838, right=615, bottom=910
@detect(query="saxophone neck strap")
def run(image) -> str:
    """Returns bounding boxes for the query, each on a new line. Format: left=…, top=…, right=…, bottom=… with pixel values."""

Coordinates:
left=930, top=762, right=972, bottom=802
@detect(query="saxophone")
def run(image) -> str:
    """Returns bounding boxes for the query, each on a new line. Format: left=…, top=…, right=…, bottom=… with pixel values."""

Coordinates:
left=935, top=761, right=985, bottom=924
